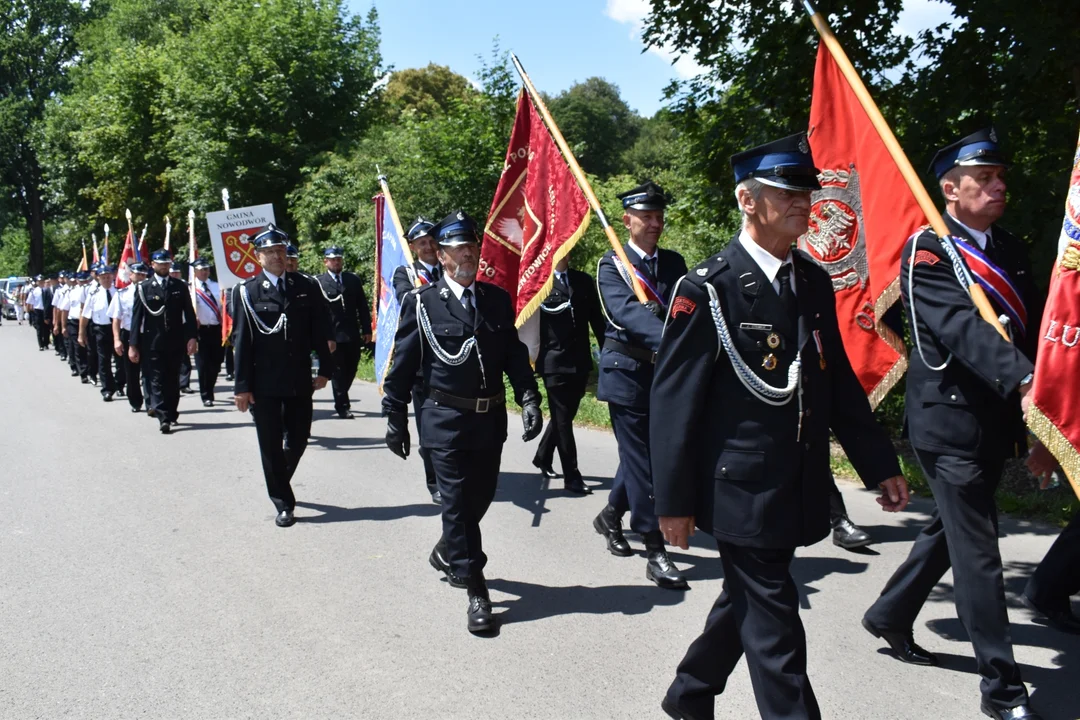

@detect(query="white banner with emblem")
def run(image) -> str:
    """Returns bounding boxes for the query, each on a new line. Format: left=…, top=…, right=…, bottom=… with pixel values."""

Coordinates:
left=205, top=204, right=276, bottom=289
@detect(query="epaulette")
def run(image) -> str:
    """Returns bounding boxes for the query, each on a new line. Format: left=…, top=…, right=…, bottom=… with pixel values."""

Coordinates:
left=684, top=253, right=728, bottom=285
left=410, top=282, right=437, bottom=296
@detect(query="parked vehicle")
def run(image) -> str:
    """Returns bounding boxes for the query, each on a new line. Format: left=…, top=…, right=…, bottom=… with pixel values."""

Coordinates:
left=1, top=277, right=30, bottom=320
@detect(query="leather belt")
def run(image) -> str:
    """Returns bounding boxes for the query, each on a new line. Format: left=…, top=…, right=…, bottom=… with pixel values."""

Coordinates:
left=606, top=339, right=656, bottom=364
left=429, top=388, right=505, bottom=413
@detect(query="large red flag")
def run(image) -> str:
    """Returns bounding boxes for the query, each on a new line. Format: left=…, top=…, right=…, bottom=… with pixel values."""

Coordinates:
left=1027, top=129, right=1080, bottom=500
left=799, top=44, right=925, bottom=407
left=481, top=89, right=591, bottom=358
left=116, top=227, right=139, bottom=288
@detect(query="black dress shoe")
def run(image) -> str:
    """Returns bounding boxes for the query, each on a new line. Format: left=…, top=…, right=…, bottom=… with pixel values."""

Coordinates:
left=861, top=616, right=937, bottom=665
left=563, top=476, right=592, bottom=495
left=131, top=407, right=143, bottom=414
left=428, top=544, right=466, bottom=589
left=103, top=393, right=113, bottom=402
left=147, top=408, right=158, bottom=418
left=337, top=409, right=355, bottom=419
left=203, top=400, right=213, bottom=407
left=225, top=373, right=234, bottom=381
left=159, top=421, right=172, bottom=434
left=275, top=509, right=296, bottom=527
left=427, top=486, right=442, bottom=505
left=116, top=388, right=125, bottom=397
left=1021, top=594, right=1080, bottom=635
left=532, top=459, right=561, bottom=478
left=644, top=531, right=689, bottom=590
left=80, top=377, right=90, bottom=384
left=180, top=387, right=194, bottom=394
left=467, top=590, right=496, bottom=634
left=661, top=697, right=707, bottom=720
left=832, top=515, right=873, bottom=549
left=981, top=701, right=1042, bottom=719
left=71, top=370, right=79, bottom=377
left=593, top=505, right=633, bottom=557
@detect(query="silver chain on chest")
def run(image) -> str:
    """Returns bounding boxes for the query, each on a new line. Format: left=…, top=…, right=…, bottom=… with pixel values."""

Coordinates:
left=416, top=295, right=487, bottom=389
left=240, top=284, right=288, bottom=339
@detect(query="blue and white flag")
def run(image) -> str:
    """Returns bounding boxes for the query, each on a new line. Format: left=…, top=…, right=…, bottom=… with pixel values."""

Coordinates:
left=374, top=192, right=410, bottom=392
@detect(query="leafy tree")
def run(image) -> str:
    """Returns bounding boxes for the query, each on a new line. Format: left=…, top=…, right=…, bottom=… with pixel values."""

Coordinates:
left=0, top=0, right=89, bottom=274
left=547, top=77, right=644, bottom=178
left=383, top=63, right=476, bottom=118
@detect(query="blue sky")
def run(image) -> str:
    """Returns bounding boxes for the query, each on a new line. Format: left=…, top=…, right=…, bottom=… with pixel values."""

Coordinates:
left=351, top=0, right=956, bottom=117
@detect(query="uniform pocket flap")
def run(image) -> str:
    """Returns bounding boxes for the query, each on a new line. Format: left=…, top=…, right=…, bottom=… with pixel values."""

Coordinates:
left=714, top=449, right=765, bottom=483
left=599, top=349, right=640, bottom=372
left=431, top=321, right=466, bottom=336
left=254, top=302, right=279, bottom=313
left=923, top=381, right=967, bottom=406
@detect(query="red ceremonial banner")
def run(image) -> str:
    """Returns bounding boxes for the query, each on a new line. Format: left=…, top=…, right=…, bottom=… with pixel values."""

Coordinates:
left=481, top=89, right=591, bottom=335
left=1027, top=129, right=1080, bottom=500
left=116, top=228, right=140, bottom=288
left=800, top=43, right=925, bottom=407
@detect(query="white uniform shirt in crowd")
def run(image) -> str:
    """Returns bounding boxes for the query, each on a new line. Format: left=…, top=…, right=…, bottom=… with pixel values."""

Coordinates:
left=192, top=278, right=223, bottom=326
left=82, top=284, right=115, bottom=325
left=66, top=285, right=87, bottom=319
left=28, top=286, right=43, bottom=310
left=108, top=285, right=136, bottom=332
left=53, top=285, right=69, bottom=313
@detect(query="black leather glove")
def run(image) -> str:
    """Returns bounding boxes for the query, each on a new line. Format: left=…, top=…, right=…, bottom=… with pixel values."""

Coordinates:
left=520, top=389, right=543, bottom=442
left=385, top=410, right=410, bottom=459
left=643, top=300, right=664, bottom=318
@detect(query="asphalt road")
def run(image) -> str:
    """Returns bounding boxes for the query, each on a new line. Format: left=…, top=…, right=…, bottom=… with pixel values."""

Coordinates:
left=1, top=324, right=1077, bottom=720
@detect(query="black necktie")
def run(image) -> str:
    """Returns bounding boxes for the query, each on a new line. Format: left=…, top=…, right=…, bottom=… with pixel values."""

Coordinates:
left=431, top=265, right=441, bottom=281
left=462, top=288, right=475, bottom=325
left=645, top=257, right=657, bottom=279
left=203, top=282, right=219, bottom=310
left=276, top=278, right=285, bottom=297
left=776, top=264, right=797, bottom=326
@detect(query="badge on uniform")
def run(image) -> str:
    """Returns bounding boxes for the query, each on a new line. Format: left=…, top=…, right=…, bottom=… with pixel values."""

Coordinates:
left=813, top=329, right=826, bottom=370
left=739, top=322, right=772, bottom=331
left=439, top=288, right=450, bottom=300
left=696, top=268, right=708, bottom=276
left=766, top=333, right=781, bottom=349
left=762, top=354, right=777, bottom=371
left=262, top=280, right=270, bottom=289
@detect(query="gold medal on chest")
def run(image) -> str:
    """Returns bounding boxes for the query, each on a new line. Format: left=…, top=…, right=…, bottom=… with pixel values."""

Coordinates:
left=766, top=333, right=781, bottom=349
left=762, top=354, right=778, bottom=371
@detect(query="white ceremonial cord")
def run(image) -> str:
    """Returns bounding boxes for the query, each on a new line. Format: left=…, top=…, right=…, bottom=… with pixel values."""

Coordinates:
left=596, top=255, right=626, bottom=331
left=416, top=296, right=487, bottom=389
left=540, top=299, right=573, bottom=317
left=316, top=276, right=346, bottom=306
left=704, top=282, right=800, bottom=406
left=240, top=284, right=287, bottom=339
left=136, top=282, right=166, bottom=317
left=907, top=233, right=968, bottom=372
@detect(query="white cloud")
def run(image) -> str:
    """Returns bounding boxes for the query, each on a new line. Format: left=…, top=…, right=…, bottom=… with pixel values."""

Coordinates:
left=604, top=0, right=706, bottom=80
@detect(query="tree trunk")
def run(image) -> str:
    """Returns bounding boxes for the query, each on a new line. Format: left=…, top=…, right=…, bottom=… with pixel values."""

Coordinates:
left=27, top=182, right=44, bottom=276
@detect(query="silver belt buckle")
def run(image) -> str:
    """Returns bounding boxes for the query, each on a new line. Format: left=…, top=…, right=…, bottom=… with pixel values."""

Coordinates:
left=475, top=397, right=490, bottom=413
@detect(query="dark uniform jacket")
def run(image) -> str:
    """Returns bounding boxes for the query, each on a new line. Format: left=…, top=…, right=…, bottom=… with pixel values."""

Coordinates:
left=382, top=278, right=538, bottom=450
left=595, top=244, right=687, bottom=407
left=233, top=271, right=335, bottom=397
left=129, top=275, right=197, bottom=352
left=536, top=268, right=606, bottom=377
left=901, top=214, right=1043, bottom=461
left=650, top=240, right=901, bottom=549
left=316, top=270, right=372, bottom=344
left=392, top=262, right=441, bottom=304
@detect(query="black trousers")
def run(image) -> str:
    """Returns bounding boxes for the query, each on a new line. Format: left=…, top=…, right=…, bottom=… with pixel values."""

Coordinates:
left=119, top=330, right=145, bottom=410
left=330, top=340, right=361, bottom=413
left=865, top=449, right=1026, bottom=709
left=411, top=380, right=437, bottom=488
left=53, top=326, right=65, bottom=357
left=667, top=542, right=820, bottom=720
left=429, top=446, right=503, bottom=584
left=145, top=348, right=183, bottom=423
left=1025, top=509, right=1080, bottom=612
left=607, top=402, right=659, bottom=534
left=91, top=324, right=116, bottom=396
left=34, top=311, right=50, bottom=349
left=251, top=393, right=314, bottom=512
left=224, top=344, right=235, bottom=376
left=828, top=477, right=848, bottom=523
left=68, top=320, right=89, bottom=378
left=65, top=325, right=78, bottom=373
left=534, top=373, right=588, bottom=481
left=195, top=325, right=223, bottom=402
left=179, top=351, right=191, bottom=389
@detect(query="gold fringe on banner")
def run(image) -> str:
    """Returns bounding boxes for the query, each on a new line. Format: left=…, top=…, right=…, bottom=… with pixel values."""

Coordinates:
left=865, top=275, right=908, bottom=410
left=1027, top=405, right=1080, bottom=502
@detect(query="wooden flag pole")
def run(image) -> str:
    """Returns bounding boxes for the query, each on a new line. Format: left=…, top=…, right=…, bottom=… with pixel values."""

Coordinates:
left=803, top=1, right=1009, bottom=341
left=376, top=170, right=418, bottom=286
left=510, top=53, right=648, bottom=304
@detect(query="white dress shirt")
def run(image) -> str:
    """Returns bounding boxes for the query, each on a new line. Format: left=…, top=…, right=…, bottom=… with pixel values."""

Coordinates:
left=82, top=285, right=115, bottom=325
left=66, top=285, right=86, bottom=319
left=739, top=230, right=795, bottom=296
left=108, top=286, right=136, bottom=331
left=947, top=213, right=991, bottom=251
left=28, top=287, right=43, bottom=310
left=442, top=274, right=475, bottom=310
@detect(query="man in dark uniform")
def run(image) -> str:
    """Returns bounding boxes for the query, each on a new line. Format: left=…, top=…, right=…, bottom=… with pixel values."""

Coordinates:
left=382, top=210, right=543, bottom=634
left=233, top=225, right=334, bottom=527
left=190, top=257, right=224, bottom=407
left=110, top=261, right=149, bottom=413
left=129, top=250, right=198, bottom=434
left=532, top=254, right=606, bottom=494
left=392, top=217, right=443, bottom=503
left=32, top=274, right=53, bottom=351
left=316, top=246, right=372, bottom=419
left=651, top=134, right=909, bottom=720
left=285, top=243, right=300, bottom=273
left=592, top=180, right=689, bottom=590
left=863, top=129, right=1044, bottom=720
